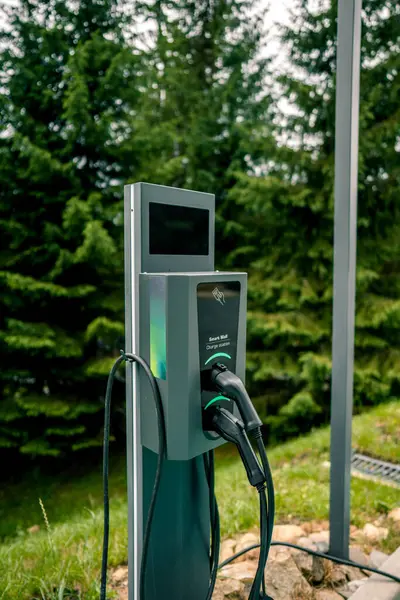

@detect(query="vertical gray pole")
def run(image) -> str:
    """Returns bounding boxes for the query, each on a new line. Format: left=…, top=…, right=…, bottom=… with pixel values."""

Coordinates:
left=329, top=0, right=362, bottom=559
left=124, top=184, right=143, bottom=600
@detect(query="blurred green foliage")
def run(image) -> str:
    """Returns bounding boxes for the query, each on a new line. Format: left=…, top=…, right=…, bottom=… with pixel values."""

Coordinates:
left=0, top=0, right=273, bottom=456
left=0, top=0, right=399, bottom=457
left=225, top=0, right=400, bottom=441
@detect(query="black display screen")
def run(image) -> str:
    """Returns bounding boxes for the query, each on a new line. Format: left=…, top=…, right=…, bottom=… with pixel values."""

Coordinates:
left=149, top=202, right=209, bottom=255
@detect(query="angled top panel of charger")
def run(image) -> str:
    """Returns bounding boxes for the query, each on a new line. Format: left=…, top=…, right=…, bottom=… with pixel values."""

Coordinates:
left=139, top=271, right=247, bottom=460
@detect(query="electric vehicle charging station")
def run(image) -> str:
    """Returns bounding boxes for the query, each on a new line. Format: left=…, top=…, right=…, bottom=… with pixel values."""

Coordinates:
left=124, top=182, right=249, bottom=599
left=103, top=176, right=400, bottom=600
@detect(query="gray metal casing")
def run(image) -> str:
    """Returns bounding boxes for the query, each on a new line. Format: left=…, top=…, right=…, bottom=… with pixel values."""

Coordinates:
left=124, top=183, right=217, bottom=599
left=139, top=271, right=247, bottom=460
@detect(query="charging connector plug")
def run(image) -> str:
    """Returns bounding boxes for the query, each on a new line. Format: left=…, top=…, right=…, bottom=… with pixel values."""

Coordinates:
left=208, top=406, right=265, bottom=489
left=209, top=364, right=262, bottom=432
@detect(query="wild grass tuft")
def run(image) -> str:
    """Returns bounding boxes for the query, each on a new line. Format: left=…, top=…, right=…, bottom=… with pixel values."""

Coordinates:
left=39, top=497, right=54, bottom=553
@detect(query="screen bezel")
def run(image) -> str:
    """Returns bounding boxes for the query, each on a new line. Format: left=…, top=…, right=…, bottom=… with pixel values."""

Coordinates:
left=140, top=184, right=214, bottom=273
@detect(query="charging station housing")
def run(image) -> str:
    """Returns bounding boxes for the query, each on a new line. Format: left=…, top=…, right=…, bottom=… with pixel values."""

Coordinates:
left=139, top=271, right=247, bottom=460
left=125, top=182, right=249, bottom=600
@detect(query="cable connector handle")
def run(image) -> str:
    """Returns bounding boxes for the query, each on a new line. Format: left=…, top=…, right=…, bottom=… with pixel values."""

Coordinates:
left=209, top=407, right=265, bottom=488
left=210, top=365, right=263, bottom=432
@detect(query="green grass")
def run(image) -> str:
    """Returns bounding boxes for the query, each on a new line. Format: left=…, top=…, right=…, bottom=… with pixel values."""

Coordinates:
left=215, top=445, right=399, bottom=536
left=0, top=401, right=398, bottom=599
left=0, top=498, right=128, bottom=600
left=0, top=456, right=126, bottom=541
left=352, top=400, right=400, bottom=462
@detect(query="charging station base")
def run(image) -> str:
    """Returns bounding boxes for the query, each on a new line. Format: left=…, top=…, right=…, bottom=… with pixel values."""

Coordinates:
left=142, top=448, right=211, bottom=599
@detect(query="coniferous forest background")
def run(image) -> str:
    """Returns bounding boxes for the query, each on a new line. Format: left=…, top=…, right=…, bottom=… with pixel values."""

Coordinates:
left=0, top=0, right=399, bottom=459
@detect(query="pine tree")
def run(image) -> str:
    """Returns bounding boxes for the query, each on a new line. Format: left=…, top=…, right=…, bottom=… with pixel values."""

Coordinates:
left=0, top=0, right=276, bottom=459
left=228, top=0, right=400, bottom=440
left=130, top=0, right=275, bottom=259
left=0, top=0, right=140, bottom=457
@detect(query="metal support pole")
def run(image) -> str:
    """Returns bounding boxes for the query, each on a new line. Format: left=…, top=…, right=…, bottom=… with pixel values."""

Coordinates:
left=329, top=0, right=362, bottom=559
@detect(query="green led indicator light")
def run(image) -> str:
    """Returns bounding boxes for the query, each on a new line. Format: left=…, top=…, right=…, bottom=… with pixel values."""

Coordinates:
left=204, top=395, right=232, bottom=410
left=204, top=352, right=232, bottom=366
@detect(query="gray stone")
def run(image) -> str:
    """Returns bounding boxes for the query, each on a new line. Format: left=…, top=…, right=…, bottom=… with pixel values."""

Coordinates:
left=112, top=566, right=128, bottom=586
left=268, top=546, right=292, bottom=563
left=315, top=591, right=343, bottom=600
left=219, top=560, right=258, bottom=584
left=312, top=556, right=326, bottom=584
left=348, top=546, right=400, bottom=600
left=350, top=527, right=361, bottom=540
left=310, top=530, right=330, bottom=544
left=234, top=533, right=259, bottom=562
left=362, top=523, right=389, bottom=542
left=297, top=536, right=318, bottom=551
left=264, top=555, right=313, bottom=600
left=212, top=580, right=226, bottom=600
left=336, top=588, right=352, bottom=599
left=341, top=565, right=365, bottom=582
left=349, top=547, right=371, bottom=567
left=220, top=539, right=237, bottom=564
left=330, top=567, right=347, bottom=587
left=370, top=549, right=389, bottom=569
left=293, top=551, right=313, bottom=578
left=388, top=507, right=400, bottom=523
left=223, top=579, right=245, bottom=599
left=111, top=565, right=129, bottom=600
left=271, top=524, right=305, bottom=543
left=213, top=577, right=245, bottom=599
left=316, top=541, right=330, bottom=553
left=347, top=578, right=368, bottom=593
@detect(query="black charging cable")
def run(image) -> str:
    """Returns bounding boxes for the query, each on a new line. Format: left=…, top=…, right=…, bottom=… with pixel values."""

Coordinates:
left=205, top=405, right=270, bottom=600
left=249, top=487, right=269, bottom=600
left=219, top=541, right=400, bottom=584
left=211, top=429, right=400, bottom=590
left=254, top=429, right=275, bottom=598
left=101, top=352, right=221, bottom=600
left=205, top=364, right=400, bottom=593
left=101, top=353, right=125, bottom=600
left=203, top=450, right=220, bottom=600
left=206, top=365, right=275, bottom=598
left=217, top=437, right=400, bottom=588
left=101, top=351, right=166, bottom=600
